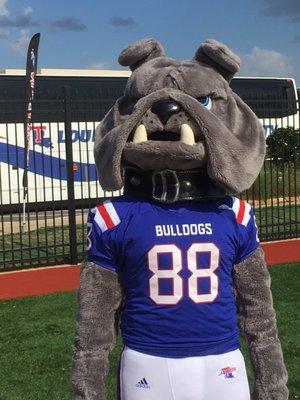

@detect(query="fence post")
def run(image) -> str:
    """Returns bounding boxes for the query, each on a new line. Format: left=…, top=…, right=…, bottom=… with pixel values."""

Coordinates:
left=64, top=86, right=78, bottom=264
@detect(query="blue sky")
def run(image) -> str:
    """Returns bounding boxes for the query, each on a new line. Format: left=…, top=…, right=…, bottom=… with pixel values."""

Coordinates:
left=0, top=0, right=299, bottom=84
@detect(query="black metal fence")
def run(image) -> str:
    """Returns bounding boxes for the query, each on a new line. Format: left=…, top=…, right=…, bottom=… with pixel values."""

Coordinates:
left=0, top=95, right=299, bottom=271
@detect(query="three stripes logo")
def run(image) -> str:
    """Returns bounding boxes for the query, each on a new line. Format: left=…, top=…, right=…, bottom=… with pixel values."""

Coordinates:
left=135, top=378, right=150, bottom=389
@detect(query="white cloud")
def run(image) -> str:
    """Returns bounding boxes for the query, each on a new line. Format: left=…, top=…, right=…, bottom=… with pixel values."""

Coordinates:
left=240, top=47, right=294, bottom=77
left=9, top=28, right=30, bottom=55
left=23, top=6, right=33, bottom=16
left=0, top=2, right=37, bottom=58
left=0, top=0, right=9, bottom=17
left=88, top=61, right=107, bottom=69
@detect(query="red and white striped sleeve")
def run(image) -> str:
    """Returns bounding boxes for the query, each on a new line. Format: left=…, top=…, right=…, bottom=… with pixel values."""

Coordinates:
left=92, top=200, right=121, bottom=233
left=231, top=197, right=252, bottom=227
left=232, top=197, right=260, bottom=263
left=86, top=200, right=122, bottom=272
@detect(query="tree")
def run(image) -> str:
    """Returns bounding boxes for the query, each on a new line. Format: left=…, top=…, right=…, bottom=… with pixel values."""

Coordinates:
left=266, top=127, right=300, bottom=163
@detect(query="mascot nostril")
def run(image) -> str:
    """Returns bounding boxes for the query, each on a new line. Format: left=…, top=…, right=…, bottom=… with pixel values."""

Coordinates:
left=151, top=100, right=181, bottom=124
left=72, top=38, right=288, bottom=400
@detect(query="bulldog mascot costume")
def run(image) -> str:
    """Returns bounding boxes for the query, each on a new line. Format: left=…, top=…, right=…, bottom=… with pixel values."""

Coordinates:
left=71, top=39, right=288, bottom=400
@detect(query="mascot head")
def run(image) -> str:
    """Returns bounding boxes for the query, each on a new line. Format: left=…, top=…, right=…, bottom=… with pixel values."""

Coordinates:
left=94, top=38, right=265, bottom=202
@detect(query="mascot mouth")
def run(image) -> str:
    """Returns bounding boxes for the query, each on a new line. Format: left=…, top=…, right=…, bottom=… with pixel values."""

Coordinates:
left=123, top=119, right=207, bottom=172
left=128, top=123, right=197, bottom=145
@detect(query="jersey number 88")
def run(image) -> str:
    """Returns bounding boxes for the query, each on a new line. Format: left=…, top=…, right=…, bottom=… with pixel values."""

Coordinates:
left=148, top=243, right=219, bottom=305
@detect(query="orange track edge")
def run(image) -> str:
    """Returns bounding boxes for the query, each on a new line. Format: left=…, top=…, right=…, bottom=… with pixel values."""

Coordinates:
left=0, top=239, right=299, bottom=300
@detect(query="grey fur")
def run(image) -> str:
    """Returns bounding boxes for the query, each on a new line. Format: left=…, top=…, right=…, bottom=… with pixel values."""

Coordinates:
left=72, top=262, right=122, bottom=400
left=233, top=247, right=288, bottom=400
left=118, top=38, right=165, bottom=71
left=73, top=39, right=288, bottom=400
left=94, top=39, right=265, bottom=194
left=194, top=39, right=241, bottom=81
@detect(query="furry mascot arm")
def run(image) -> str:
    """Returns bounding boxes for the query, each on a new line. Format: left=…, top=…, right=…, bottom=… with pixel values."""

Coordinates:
left=233, top=247, right=288, bottom=400
left=71, top=261, right=122, bottom=400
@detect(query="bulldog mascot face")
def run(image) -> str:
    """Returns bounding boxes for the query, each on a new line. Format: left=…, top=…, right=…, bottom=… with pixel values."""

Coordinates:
left=95, top=38, right=265, bottom=197
left=72, top=39, right=288, bottom=400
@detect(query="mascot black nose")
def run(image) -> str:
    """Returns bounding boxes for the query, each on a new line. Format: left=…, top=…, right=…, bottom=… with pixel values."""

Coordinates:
left=151, top=100, right=181, bottom=124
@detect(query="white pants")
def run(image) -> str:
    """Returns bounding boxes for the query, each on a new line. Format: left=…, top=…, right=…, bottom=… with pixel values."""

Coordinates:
left=120, top=347, right=250, bottom=400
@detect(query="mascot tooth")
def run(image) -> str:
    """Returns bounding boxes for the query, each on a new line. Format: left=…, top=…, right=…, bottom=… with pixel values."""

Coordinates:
left=133, top=124, right=147, bottom=143
left=72, top=38, right=288, bottom=400
left=180, top=124, right=195, bottom=145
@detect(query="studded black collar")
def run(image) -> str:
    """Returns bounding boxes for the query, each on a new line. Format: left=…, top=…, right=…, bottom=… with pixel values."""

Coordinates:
left=123, top=166, right=226, bottom=203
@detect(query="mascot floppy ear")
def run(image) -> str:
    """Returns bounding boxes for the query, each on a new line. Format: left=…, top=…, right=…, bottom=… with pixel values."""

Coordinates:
left=194, top=39, right=240, bottom=82
left=193, top=39, right=265, bottom=194
left=118, top=38, right=165, bottom=71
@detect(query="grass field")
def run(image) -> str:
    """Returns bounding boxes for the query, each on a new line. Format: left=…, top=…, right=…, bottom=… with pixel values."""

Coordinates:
left=0, top=262, right=299, bottom=400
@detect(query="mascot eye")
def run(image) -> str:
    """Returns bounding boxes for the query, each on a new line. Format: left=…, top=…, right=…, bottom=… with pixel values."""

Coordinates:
left=198, top=96, right=212, bottom=110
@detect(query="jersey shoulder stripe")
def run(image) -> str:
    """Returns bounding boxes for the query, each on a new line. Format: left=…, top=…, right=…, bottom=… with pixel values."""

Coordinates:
left=231, top=197, right=252, bottom=227
left=92, top=200, right=121, bottom=232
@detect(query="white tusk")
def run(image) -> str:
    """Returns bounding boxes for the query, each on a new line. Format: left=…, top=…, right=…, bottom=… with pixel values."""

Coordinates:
left=180, top=124, right=195, bottom=145
left=133, top=124, right=147, bottom=143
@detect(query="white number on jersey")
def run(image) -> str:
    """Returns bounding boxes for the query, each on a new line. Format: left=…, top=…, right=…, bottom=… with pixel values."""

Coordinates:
left=148, top=244, right=183, bottom=305
left=148, top=243, right=220, bottom=305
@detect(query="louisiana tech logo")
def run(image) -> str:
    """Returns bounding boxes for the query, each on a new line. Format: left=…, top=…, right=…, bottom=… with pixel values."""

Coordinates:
left=32, top=125, right=53, bottom=148
left=218, top=366, right=237, bottom=379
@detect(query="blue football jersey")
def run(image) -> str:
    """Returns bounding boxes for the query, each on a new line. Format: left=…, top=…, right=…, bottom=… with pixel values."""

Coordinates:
left=86, top=195, right=259, bottom=358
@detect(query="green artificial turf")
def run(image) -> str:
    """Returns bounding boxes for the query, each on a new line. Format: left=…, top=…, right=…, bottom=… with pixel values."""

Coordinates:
left=0, top=263, right=299, bottom=399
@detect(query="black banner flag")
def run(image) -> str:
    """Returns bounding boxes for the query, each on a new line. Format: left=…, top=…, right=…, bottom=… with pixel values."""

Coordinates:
left=22, top=33, right=40, bottom=228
